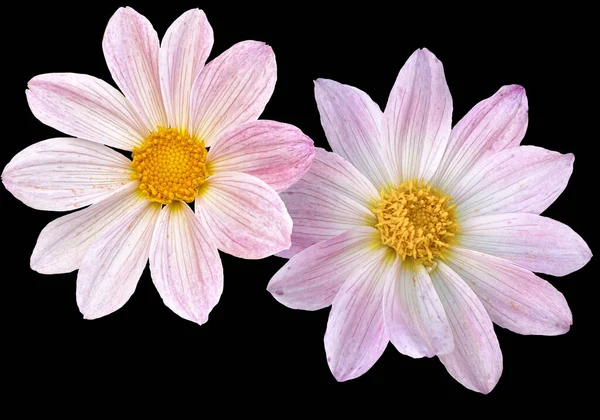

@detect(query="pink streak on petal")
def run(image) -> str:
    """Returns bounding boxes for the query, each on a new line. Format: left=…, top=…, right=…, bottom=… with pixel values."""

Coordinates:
left=30, top=183, right=140, bottom=274
left=2, top=138, right=134, bottom=211
left=189, top=41, right=276, bottom=147
left=76, top=199, right=161, bottom=320
left=453, top=146, right=574, bottom=218
left=267, top=226, right=381, bottom=310
left=431, top=261, right=503, bottom=394
left=160, top=9, right=213, bottom=130
left=195, top=171, right=292, bottom=259
left=448, top=248, right=573, bottom=336
left=435, top=85, right=528, bottom=191
left=382, top=48, right=453, bottom=182
left=26, top=73, right=148, bottom=151
left=325, top=246, right=391, bottom=382
left=383, top=260, right=454, bottom=358
left=314, top=78, right=391, bottom=189
left=459, top=213, right=591, bottom=277
left=279, top=148, right=379, bottom=258
left=150, top=202, right=223, bottom=325
left=103, top=7, right=166, bottom=131
left=207, top=120, right=315, bottom=192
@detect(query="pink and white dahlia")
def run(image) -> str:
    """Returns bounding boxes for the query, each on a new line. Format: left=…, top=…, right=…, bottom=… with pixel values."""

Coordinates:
left=3, top=7, right=314, bottom=323
left=268, top=48, right=591, bottom=393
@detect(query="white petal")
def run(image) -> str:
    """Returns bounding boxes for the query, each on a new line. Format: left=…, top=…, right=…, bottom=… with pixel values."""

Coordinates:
left=103, top=7, right=166, bottom=130
left=30, top=183, right=140, bottom=274
left=325, top=246, right=391, bottom=382
left=150, top=201, right=223, bottom=325
left=26, top=73, right=148, bottom=150
left=160, top=9, right=213, bottom=129
left=195, top=171, right=292, bottom=259
left=383, top=260, right=453, bottom=358
left=431, top=261, right=503, bottom=394
left=314, top=78, right=392, bottom=189
left=2, top=138, right=134, bottom=211
left=382, top=48, right=452, bottom=182
left=279, top=148, right=379, bottom=258
left=268, top=226, right=382, bottom=310
left=459, top=213, right=591, bottom=276
left=76, top=198, right=161, bottom=319
left=447, top=248, right=573, bottom=336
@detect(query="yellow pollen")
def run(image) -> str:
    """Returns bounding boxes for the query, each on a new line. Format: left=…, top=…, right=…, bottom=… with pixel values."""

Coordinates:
left=131, top=127, right=207, bottom=204
left=371, top=179, right=459, bottom=263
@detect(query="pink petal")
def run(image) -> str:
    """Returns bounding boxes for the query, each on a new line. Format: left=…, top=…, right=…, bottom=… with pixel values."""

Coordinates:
left=268, top=226, right=382, bottom=310
left=150, top=201, right=223, bottom=325
left=383, top=260, right=453, bottom=358
left=160, top=9, right=213, bottom=130
left=434, top=85, right=528, bottom=190
left=76, top=198, right=161, bottom=319
left=325, top=246, right=391, bottom=382
left=382, top=48, right=452, bottom=182
left=30, top=183, right=140, bottom=274
left=430, top=261, right=503, bottom=394
left=453, top=146, right=574, bottom=219
left=448, top=247, right=573, bottom=336
left=207, top=120, right=315, bottom=192
left=2, top=138, right=134, bottom=211
left=314, top=78, right=391, bottom=189
left=460, top=213, right=591, bottom=277
left=195, top=171, right=292, bottom=259
left=279, top=148, right=379, bottom=258
left=189, top=41, right=276, bottom=146
left=103, top=7, right=166, bottom=130
left=26, top=73, right=148, bottom=150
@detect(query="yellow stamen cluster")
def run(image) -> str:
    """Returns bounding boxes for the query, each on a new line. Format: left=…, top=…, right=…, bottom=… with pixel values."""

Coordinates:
left=372, top=179, right=459, bottom=263
left=131, top=127, right=207, bottom=204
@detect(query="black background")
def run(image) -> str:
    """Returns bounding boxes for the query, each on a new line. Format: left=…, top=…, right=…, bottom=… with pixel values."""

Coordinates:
left=4, top=1, right=596, bottom=406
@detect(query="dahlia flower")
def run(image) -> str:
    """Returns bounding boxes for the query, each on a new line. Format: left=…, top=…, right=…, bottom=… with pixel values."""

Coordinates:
left=3, top=7, right=314, bottom=323
left=268, top=48, right=590, bottom=393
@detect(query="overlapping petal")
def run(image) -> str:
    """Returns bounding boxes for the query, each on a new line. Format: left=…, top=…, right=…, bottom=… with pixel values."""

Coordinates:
left=279, top=148, right=379, bottom=258
left=189, top=41, right=276, bottom=146
left=2, top=138, right=134, bottom=211
left=160, top=9, right=213, bottom=129
left=150, top=201, right=223, bottom=324
left=195, top=171, right=292, bottom=259
left=207, top=120, right=314, bottom=192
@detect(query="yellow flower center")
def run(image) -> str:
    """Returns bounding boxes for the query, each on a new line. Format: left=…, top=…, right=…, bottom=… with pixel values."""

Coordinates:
left=131, top=127, right=208, bottom=204
left=372, top=179, right=459, bottom=263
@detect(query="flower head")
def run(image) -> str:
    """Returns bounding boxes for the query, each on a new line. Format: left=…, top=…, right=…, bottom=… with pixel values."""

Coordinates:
left=267, top=48, right=591, bottom=393
left=3, top=7, right=315, bottom=323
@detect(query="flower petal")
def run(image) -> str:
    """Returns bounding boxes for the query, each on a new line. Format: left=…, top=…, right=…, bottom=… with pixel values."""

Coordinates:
left=30, top=183, right=140, bottom=274
left=383, top=260, right=453, bottom=358
left=382, top=48, right=452, bottom=182
left=2, top=138, right=134, bottom=211
left=453, top=146, right=574, bottom=219
left=459, top=213, right=591, bottom=277
left=189, top=41, right=276, bottom=146
left=447, top=247, right=573, bottom=336
left=150, top=201, right=223, bottom=325
left=325, top=246, right=391, bottom=382
left=207, top=120, right=315, bottom=192
left=76, top=198, right=161, bottom=319
left=268, top=226, right=381, bottom=310
left=279, top=148, right=379, bottom=258
left=26, top=73, right=148, bottom=150
left=195, top=171, right=292, bottom=259
left=314, top=78, right=391, bottom=189
left=434, top=85, right=528, bottom=191
left=430, top=261, right=503, bottom=394
left=160, top=9, right=213, bottom=129
left=103, top=7, right=166, bottom=130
